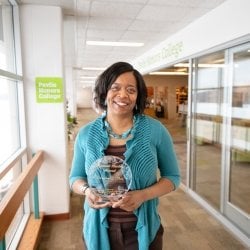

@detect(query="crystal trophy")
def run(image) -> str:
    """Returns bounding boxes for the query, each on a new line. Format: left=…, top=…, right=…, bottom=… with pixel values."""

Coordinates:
left=88, top=156, right=132, bottom=203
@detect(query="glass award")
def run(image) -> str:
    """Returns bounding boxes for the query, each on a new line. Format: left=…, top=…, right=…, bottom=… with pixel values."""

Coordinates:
left=88, top=156, right=132, bottom=203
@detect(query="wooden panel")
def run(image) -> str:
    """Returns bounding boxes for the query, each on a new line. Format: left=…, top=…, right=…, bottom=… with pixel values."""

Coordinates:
left=17, top=212, right=44, bottom=250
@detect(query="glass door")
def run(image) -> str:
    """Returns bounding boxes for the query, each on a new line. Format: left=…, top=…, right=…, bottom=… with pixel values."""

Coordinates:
left=223, top=43, right=250, bottom=236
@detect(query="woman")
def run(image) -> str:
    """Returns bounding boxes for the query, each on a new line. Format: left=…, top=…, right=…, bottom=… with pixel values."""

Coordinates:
left=69, top=62, right=180, bottom=250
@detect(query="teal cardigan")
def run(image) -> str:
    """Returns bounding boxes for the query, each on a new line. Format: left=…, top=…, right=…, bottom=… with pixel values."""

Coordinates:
left=69, top=113, right=180, bottom=250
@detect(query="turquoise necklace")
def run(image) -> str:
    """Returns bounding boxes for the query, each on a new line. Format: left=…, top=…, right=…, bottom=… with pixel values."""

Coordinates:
left=105, top=116, right=136, bottom=139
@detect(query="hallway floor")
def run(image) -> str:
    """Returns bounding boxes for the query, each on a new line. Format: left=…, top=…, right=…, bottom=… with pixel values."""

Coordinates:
left=37, top=108, right=248, bottom=250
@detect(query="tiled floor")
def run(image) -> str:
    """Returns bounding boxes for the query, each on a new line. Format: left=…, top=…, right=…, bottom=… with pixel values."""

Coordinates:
left=37, top=108, right=248, bottom=250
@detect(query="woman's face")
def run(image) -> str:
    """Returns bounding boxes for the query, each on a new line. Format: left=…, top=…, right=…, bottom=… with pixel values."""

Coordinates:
left=106, top=72, right=138, bottom=116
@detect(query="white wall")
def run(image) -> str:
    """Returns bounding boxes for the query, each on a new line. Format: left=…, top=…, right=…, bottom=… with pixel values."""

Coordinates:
left=65, top=66, right=77, bottom=116
left=64, top=16, right=77, bottom=117
left=133, top=0, right=250, bottom=73
left=77, top=86, right=94, bottom=108
left=20, top=5, right=70, bottom=215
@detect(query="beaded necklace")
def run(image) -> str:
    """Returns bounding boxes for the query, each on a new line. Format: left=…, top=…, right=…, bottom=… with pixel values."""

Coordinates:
left=105, top=116, right=136, bottom=139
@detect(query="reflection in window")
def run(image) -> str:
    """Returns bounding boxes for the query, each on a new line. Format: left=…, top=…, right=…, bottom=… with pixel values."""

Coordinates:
left=232, top=86, right=250, bottom=107
left=191, top=51, right=225, bottom=210
left=196, top=89, right=223, bottom=103
left=229, top=47, right=250, bottom=214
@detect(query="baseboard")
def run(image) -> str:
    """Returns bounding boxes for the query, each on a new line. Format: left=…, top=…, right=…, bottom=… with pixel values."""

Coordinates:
left=44, top=212, right=70, bottom=221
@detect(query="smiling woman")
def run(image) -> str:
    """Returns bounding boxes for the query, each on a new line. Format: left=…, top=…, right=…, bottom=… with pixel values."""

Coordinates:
left=69, top=62, right=180, bottom=250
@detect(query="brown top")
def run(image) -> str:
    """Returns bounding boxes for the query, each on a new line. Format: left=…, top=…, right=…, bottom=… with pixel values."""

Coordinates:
left=105, top=144, right=137, bottom=223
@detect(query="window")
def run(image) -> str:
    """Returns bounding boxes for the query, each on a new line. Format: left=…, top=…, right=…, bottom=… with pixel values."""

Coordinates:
left=0, top=1, right=28, bottom=248
left=0, top=78, right=20, bottom=165
left=190, top=51, right=225, bottom=209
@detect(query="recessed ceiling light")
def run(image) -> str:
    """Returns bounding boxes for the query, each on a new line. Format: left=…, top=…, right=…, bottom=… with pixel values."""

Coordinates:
left=86, top=41, right=144, bottom=47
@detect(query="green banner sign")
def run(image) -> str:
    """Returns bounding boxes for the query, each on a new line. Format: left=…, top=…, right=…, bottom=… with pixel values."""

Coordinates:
left=36, top=77, right=63, bottom=103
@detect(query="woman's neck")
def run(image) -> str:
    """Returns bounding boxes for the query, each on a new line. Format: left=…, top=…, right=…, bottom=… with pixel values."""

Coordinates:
left=106, top=113, right=134, bottom=134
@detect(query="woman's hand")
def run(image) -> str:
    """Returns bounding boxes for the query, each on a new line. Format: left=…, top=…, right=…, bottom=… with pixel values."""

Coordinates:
left=85, top=188, right=112, bottom=209
left=111, top=190, right=145, bottom=212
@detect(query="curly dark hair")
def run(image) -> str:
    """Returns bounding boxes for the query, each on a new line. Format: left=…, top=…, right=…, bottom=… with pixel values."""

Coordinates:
left=94, top=62, right=147, bottom=114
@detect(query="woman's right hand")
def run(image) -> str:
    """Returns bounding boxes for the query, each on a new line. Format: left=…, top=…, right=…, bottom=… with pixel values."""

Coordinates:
left=85, top=188, right=112, bottom=209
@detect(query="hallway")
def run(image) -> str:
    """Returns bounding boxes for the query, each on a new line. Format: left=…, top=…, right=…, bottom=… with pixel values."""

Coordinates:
left=37, top=108, right=247, bottom=250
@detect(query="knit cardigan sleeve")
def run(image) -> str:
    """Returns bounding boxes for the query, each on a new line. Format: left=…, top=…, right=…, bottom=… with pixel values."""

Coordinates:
left=152, top=118, right=181, bottom=189
left=69, top=125, right=88, bottom=188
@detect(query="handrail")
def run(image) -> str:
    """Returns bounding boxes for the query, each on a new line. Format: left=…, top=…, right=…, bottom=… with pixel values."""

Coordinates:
left=0, top=150, right=44, bottom=240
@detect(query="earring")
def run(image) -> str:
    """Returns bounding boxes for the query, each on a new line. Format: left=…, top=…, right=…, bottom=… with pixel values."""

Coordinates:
left=104, top=99, right=107, bottom=106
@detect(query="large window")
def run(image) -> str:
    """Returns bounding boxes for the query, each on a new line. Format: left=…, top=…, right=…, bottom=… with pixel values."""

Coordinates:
left=190, top=42, right=250, bottom=236
left=0, top=1, right=28, bottom=248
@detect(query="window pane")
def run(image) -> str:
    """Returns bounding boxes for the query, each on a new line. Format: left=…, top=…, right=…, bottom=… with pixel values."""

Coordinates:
left=229, top=47, right=250, bottom=214
left=5, top=205, right=24, bottom=248
left=0, top=2, right=15, bottom=73
left=0, top=78, right=20, bottom=165
left=191, top=51, right=225, bottom=210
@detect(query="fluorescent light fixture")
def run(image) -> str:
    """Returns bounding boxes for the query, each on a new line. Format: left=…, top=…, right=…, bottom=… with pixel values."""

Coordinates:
left=86, top=40, right=144, bottom=47
left=198, top=63, right=225, bottom=68
left=82, top=84, right=94, bottom=88
left=80, top=76, right=97, bottom=79
left=80, top=81, right=96, bottom=86
left=214, top=59, right=225, bottom=63
left=174, top=63, right=224, bottom=68
left=81, top=67, right=106, bottom=71
left=174, top=63, right=189, bottom=67
left=149, top=71, right=188, bottom=76
left=80, top=80, right=95, bottom=83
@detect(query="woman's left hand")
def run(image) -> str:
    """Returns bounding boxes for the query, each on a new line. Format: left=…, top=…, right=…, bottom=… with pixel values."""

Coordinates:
left=111, top=190, right=145, bottom=211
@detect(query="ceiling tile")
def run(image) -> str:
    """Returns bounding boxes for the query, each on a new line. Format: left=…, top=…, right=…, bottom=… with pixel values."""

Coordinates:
left=90, top=1, right=143, bottom=19
left=18, top=0, right=228, bottom=87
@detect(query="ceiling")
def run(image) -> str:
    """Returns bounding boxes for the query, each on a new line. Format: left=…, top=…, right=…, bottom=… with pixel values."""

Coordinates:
left=17, top=0, right=227, bottom=87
